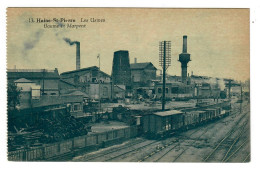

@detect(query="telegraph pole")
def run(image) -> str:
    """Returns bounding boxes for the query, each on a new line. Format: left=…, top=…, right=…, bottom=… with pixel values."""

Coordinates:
left=159, top=41, right=171, bottom=111
left=162, top=41, right=166, bottom=110
left=98, top=54, right=101, bottom=113
left=240, top=81, right=243, bottom=113
left=42, top=69, right=45, bottom=96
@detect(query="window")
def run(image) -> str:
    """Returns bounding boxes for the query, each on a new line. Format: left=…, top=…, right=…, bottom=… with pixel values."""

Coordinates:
left=158, top=88, right=162, bottom=93
left=103, top=87, right=108, bottom=96
left=166, top=88, right=169, bottom=94
left=73, top=104, right=81, bottom=112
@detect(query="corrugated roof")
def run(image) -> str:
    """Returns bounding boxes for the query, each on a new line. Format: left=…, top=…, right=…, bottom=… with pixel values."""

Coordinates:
left=61, top=66, right=98, bottom=75
left=7, top=69, right=60, bottom=80
left=60, top=66, right=111, bottom=78
left=154, top=110, right=183, bottom=116
left=130, top=62, right=156, bottom=70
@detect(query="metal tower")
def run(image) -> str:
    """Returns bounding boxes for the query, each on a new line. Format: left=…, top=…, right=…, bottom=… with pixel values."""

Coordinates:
left=179, top=35, right=191, bottom=84
left=159, top=41, right=171, bottom=111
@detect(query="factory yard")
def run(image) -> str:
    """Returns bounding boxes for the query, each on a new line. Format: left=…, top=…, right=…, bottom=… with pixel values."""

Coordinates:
left=73, top=102, right=250, bottom=162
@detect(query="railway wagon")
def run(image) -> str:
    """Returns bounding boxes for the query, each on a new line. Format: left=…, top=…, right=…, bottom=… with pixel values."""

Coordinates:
left=141, top=110, right=184, bottom=138
left=204, top=109, right=216, bottom=121
left=183, top=111, right=201, bottom=129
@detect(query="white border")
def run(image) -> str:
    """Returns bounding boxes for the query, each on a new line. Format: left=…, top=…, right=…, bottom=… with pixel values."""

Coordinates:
left=1, top=1, right=259, bottom=172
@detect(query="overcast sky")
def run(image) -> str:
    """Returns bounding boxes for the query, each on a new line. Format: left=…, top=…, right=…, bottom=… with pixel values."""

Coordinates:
left=7, top=8, right=249, bottom=81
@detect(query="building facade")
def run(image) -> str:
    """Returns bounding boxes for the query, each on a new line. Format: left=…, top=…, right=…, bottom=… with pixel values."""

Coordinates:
left=7, top=68, right=60, bottom=96
left=130, top=62, right=157, bottom=87
left=60, top=66, right=113, bottom=100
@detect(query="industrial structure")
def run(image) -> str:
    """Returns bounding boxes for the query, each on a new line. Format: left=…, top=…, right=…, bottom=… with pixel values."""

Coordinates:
left=179, top=35, right=191, bottom=84
left=111, top=50, right=132, bottom=90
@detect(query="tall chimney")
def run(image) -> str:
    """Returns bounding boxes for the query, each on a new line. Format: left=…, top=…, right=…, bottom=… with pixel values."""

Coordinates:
left=134, top=58, right=137, bottom=64
left=179, top=35, right=191, bottom=84
left=182, top=35, right=187, bottom=53
left=76, top=42, right=80, bottom=70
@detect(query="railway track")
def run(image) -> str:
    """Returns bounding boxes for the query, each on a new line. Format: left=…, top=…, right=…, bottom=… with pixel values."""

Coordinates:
left=74, top=138, right=151, bottom=161
left=139, top=103, right=249, bottom=162
left=138, top=118, right=219, bottom=162
left=71, top=102, right=249, bottom=162
left=103, top=139, right=166, bottom=162
left=203, top=109, right=250, bottom=162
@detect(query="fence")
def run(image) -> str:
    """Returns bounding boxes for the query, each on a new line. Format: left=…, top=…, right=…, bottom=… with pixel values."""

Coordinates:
left=8, top=125, right=138, bottom=161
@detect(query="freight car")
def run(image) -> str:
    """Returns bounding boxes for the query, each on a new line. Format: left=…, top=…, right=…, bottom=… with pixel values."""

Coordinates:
left=142, top=110, right=184, bottom=138
left=140, top=101, right=231, bottom=138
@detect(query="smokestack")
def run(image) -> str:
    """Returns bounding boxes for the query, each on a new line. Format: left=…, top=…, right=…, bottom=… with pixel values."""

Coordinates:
left=182, top=35, right=187, bottom=53
left=76, top=42, right=80, bottom=70
left=134, top=58, right=137, bottom=64
left=63, top=38, right=80, bottom=70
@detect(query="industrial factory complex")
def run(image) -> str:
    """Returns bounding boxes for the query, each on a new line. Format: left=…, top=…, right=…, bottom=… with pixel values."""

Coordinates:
left=7, top=35, right=250, bottom=162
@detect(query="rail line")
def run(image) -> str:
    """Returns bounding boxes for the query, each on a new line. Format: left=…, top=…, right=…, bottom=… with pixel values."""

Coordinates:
left=224, top=138, right=250, bottom=162
left=72, top=102, right=249, bottom=162
left=138, top=118, right=218, bottom=162
left=243, top=153, right=250, bottom=162
left=203, top=109, right=250, bottom=162
left=103, top=139, right=166, bottom=162
left=138, top=103, right=249, bottom=162
left=221, top=120, right=250, bottom=162
left=78, top=138, right=152, bottom=161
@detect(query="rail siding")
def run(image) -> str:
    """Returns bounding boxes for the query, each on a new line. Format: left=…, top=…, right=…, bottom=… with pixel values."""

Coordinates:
left=8, top=125, right=138, bottom=161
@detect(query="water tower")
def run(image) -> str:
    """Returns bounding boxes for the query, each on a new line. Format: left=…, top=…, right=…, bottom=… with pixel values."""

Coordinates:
left=179, top=35, right=191, bottom=84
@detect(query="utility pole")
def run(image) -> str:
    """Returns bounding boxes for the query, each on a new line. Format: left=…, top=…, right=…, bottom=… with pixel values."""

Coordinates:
left=159, top=41, right=171, bottom=111
left=42, top=69, right=45, bottom=96
left=240, top=81, right=243, bottom=113
left=98, top=54, right=101, bottom=113
left=162, top=41, right=166, bottom=110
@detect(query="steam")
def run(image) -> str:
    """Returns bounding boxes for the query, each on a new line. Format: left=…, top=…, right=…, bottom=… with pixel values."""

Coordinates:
left=63, top=37, right=79, bottom=45
left=217, top=79, right=226, bottom=91
left=208, top=77, right=226, bottom=91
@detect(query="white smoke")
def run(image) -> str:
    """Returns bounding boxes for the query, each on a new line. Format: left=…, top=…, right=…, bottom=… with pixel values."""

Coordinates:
left=208, top=77, right=226, bottom=90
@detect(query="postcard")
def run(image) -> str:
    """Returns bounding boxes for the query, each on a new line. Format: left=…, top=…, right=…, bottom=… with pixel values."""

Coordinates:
left=6, top=8, right=250, bottom=162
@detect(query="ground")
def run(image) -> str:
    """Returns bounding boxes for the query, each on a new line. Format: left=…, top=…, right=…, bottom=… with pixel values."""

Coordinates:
left=72, top=101, right=250, bottom=162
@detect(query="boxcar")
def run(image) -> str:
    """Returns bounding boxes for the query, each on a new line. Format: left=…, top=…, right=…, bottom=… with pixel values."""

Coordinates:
left=141, top=110, right=183, bottom=138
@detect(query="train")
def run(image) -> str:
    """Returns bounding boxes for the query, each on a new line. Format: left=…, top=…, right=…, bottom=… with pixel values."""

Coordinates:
left=139, top=100, right=231, bottom=138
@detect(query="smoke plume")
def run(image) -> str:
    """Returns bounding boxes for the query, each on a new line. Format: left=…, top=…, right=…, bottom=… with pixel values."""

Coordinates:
left=22, top=29, right=44, bottom=58
left=63, top=37, right=79, bottom=45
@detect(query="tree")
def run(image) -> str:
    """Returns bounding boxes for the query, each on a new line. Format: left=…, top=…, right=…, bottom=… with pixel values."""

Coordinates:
left=7, top=82, right=21, bottom=111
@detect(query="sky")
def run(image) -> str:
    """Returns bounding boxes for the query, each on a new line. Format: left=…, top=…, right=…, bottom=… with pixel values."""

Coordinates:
left=7, top=8, right=250, bottom=81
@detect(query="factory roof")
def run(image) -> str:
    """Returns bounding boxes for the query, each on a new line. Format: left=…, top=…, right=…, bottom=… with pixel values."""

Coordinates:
left=14, top=78, right=34, bottom=83
left=130, top=62, right=157, bottom=70
left=60, top=66, right=111, bottom=78
left=59, top=79, right=76, bottom=87
left=154, top=110, right=183, bottom=117
left=7, top=69, right=60, bottom=80
left=65, top=90, right=89, bottom=97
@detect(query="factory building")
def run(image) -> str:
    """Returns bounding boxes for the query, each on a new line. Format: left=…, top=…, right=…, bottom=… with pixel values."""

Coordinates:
left=60, top=66, right=113, bottom=100
left=130, top=61, right=157, bottom=87
left=129, top=61, right=157, bottom=99
left=7, top=68, right=60, bottom=96
left=154, top=82, right=194, bottom=100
